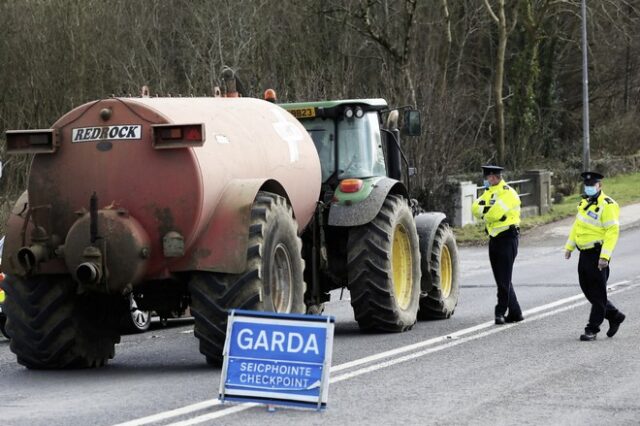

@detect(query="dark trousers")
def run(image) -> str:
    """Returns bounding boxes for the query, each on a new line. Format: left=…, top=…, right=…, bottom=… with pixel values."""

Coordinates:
left=489, top=230, right=521, bottom=317
left=578, top=248, right=622, bottom=333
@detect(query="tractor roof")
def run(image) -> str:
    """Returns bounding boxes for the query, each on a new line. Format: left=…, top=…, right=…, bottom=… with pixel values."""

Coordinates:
left=279, top=99, right=387, bottom=111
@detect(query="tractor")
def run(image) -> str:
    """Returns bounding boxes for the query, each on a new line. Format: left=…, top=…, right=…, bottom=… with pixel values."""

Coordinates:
left=281, top=99, right=460, bottom=331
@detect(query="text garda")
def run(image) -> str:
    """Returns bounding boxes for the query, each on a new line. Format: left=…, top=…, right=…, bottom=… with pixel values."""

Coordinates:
left=236, top=328, right=320, bottom=355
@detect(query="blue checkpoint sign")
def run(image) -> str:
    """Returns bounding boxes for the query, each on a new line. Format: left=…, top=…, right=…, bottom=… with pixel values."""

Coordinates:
left=219, top=309, right=335, bottom=410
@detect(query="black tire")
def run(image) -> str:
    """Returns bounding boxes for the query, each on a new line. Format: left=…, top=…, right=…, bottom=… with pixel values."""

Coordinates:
left=120, top=294, right=151, bottom=334
left=0, top=275, right=120, bottom=369
left=417, top=223, right=460, bottom=319
left=189, top=191, right=306, bottom=364
left=347, top=195, right=421, bottom=332
left=0, top=314, right=8, bottom=339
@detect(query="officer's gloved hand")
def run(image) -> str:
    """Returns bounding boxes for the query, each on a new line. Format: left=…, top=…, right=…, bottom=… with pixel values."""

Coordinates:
left=564, top=250, right=571, bottom=260
left=598, top=258, right=609, bottom=270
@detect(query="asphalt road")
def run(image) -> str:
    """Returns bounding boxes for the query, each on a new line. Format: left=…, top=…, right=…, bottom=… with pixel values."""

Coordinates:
left=1, top=225, right=639, bottom=426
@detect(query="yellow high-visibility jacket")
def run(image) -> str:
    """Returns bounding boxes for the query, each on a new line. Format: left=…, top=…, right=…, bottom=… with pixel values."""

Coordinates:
left=472, top=179, right=521, bottom=237
left=564, top=192, right=619, bottom=260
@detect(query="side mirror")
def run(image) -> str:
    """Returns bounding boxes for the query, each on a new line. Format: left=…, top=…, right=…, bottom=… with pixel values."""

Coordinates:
left=403, top=110, right=421, bottom=136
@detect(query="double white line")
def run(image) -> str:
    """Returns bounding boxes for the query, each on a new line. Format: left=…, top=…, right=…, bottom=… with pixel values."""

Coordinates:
left=114, top=279, right=637, bottom=426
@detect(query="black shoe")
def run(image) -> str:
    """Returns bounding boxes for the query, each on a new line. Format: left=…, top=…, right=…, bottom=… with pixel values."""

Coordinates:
left=580, top=331, right=597, bottom=341
left=495, top=315, right=506, bottom=325
left=606, top=314, right=626, bottom=338
left=505, top=314, right=524, bottom=323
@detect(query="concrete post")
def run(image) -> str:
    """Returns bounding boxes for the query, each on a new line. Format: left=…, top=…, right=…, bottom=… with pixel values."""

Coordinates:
left=523, top=170, right=552, bottom=215
left=453, top=181, right=479, bottom=227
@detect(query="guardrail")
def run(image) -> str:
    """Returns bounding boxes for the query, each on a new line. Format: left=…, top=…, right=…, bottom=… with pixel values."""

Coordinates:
left=474, top=178, right=532, bottom=200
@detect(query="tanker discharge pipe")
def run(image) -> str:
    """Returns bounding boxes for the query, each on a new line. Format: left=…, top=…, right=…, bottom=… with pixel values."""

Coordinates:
left=76, top=262, right=102, bottom=285
left=17, top=244, right=49, bottom=273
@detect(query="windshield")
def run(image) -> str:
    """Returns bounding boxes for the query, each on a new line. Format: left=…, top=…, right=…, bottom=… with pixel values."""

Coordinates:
left=300, top=111, right=386, bottom=182
left=337, top=112, right=386, bottom=179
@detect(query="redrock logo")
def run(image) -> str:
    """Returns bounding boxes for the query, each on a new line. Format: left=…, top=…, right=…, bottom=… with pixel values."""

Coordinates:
left=72, top=125, right=142, bottom=143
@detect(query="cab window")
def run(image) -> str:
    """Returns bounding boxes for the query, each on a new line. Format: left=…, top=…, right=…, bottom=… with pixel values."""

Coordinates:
left=337, top=112, right=386, bottom=179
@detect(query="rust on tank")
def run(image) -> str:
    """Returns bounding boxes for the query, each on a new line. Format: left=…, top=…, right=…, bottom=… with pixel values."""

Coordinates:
left=153, top=206, right=177, bottom=237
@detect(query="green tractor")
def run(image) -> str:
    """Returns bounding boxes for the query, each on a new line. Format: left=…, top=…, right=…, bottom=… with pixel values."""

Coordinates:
left=281, top=99, right=459, bottom=330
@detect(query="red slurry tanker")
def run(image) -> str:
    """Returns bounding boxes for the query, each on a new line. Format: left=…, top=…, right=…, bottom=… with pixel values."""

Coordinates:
left=1, top=95, right=320, bottom=368
left=1, top=84, right=459, bottom=369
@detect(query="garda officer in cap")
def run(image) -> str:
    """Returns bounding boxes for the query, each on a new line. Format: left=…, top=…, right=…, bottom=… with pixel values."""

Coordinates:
left=472, top=165, right=523, bottom=324
left=564, top=171, right=625, bottom=341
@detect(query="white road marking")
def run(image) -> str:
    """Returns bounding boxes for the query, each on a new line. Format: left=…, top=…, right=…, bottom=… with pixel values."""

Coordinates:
left=112, top=400, right=221, bottom=426
left=114, top=280, right=637, bottom=426
left=166, top=403, right=261, bottom=426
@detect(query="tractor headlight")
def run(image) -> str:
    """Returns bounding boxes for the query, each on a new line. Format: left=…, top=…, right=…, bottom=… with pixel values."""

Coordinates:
left=344, top=107, right=354, bottom=119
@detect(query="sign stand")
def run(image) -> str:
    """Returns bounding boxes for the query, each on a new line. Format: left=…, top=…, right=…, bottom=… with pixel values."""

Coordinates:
left=219, top=309, right=335, bottom=411
left=218, top=310, right=235, bottom=405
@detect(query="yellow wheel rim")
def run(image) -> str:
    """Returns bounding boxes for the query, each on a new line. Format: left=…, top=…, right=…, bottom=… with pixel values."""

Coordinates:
left=440, top=244, right=452, bottom=298
left=392, top=224, right=413, bottom=310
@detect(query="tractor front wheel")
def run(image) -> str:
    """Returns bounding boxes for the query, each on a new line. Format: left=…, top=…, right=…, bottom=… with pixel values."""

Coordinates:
left=417, top=223, right=460, bottom=319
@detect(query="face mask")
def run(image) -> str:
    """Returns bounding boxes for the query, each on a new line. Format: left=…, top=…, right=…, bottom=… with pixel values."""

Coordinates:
left=584, top=185, right=598, bottom=197
left=483, top=179, right=490, bottom=189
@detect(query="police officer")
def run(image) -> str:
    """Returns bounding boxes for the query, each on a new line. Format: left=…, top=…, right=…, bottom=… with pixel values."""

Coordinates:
left=472, top=165, right=523, bottom=325
left=564, top=171, right=625, bottom=341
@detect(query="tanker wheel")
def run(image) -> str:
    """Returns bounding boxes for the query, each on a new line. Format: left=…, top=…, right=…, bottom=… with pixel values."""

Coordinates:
left=189, top=191, right=306, bottom=364
left=347, top=195, right=420, bottom=332
left=417, top=223, right=460, bottom=319
left=0, top=275, right=120, bottom=369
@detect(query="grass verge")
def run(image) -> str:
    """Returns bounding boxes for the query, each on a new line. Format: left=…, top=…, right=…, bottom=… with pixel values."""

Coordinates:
left=453, top=171, right=640, bottom=246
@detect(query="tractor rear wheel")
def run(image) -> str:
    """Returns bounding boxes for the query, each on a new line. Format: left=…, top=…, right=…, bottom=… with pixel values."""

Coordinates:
left=418, top=223, right=459, bottom=319
left=189, top=191, right=305, bottom=364
left=1, top=275, right=120, bottom=369
left=347, top=195, right=420, bottom=332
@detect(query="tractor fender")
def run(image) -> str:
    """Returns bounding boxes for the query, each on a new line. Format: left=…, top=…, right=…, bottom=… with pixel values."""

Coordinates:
left=175, top=178, right=291, bottom=274
left=415, top=212, right=448, bottom=272
left=328, top=177, right=408, bottom=227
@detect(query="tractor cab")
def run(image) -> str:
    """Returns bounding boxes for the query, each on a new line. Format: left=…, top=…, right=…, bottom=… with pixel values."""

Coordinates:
left=280, top=99, right=420, bottom=202
left=281, top=100, right=389, bottom=188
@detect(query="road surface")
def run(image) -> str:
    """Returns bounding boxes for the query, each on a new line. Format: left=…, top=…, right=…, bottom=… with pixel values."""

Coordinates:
left=1, top=223, right=639, bottom=425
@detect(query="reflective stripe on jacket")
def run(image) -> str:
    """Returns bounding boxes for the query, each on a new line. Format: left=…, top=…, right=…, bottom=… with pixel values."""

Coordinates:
left=472, top=179, right=521, bottom=237
left=564, top=192, right=619, bottom=261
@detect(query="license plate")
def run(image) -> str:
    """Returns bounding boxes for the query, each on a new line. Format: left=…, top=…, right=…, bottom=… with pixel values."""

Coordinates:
left=288, top=107, right=316, bottom=119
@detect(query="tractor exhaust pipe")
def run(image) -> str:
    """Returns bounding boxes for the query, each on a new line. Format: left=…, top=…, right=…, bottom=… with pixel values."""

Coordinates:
left=17, top=244, right=49, bottom=273
left=76, top=262, right=102, bottom=285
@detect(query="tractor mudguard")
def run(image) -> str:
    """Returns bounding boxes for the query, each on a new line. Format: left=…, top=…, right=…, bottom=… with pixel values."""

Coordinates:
left=328, top=177, right=408, bottom=227
left=415, top=212, right=447, bottom=270
left=174, top=178, right=290, bottom=274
